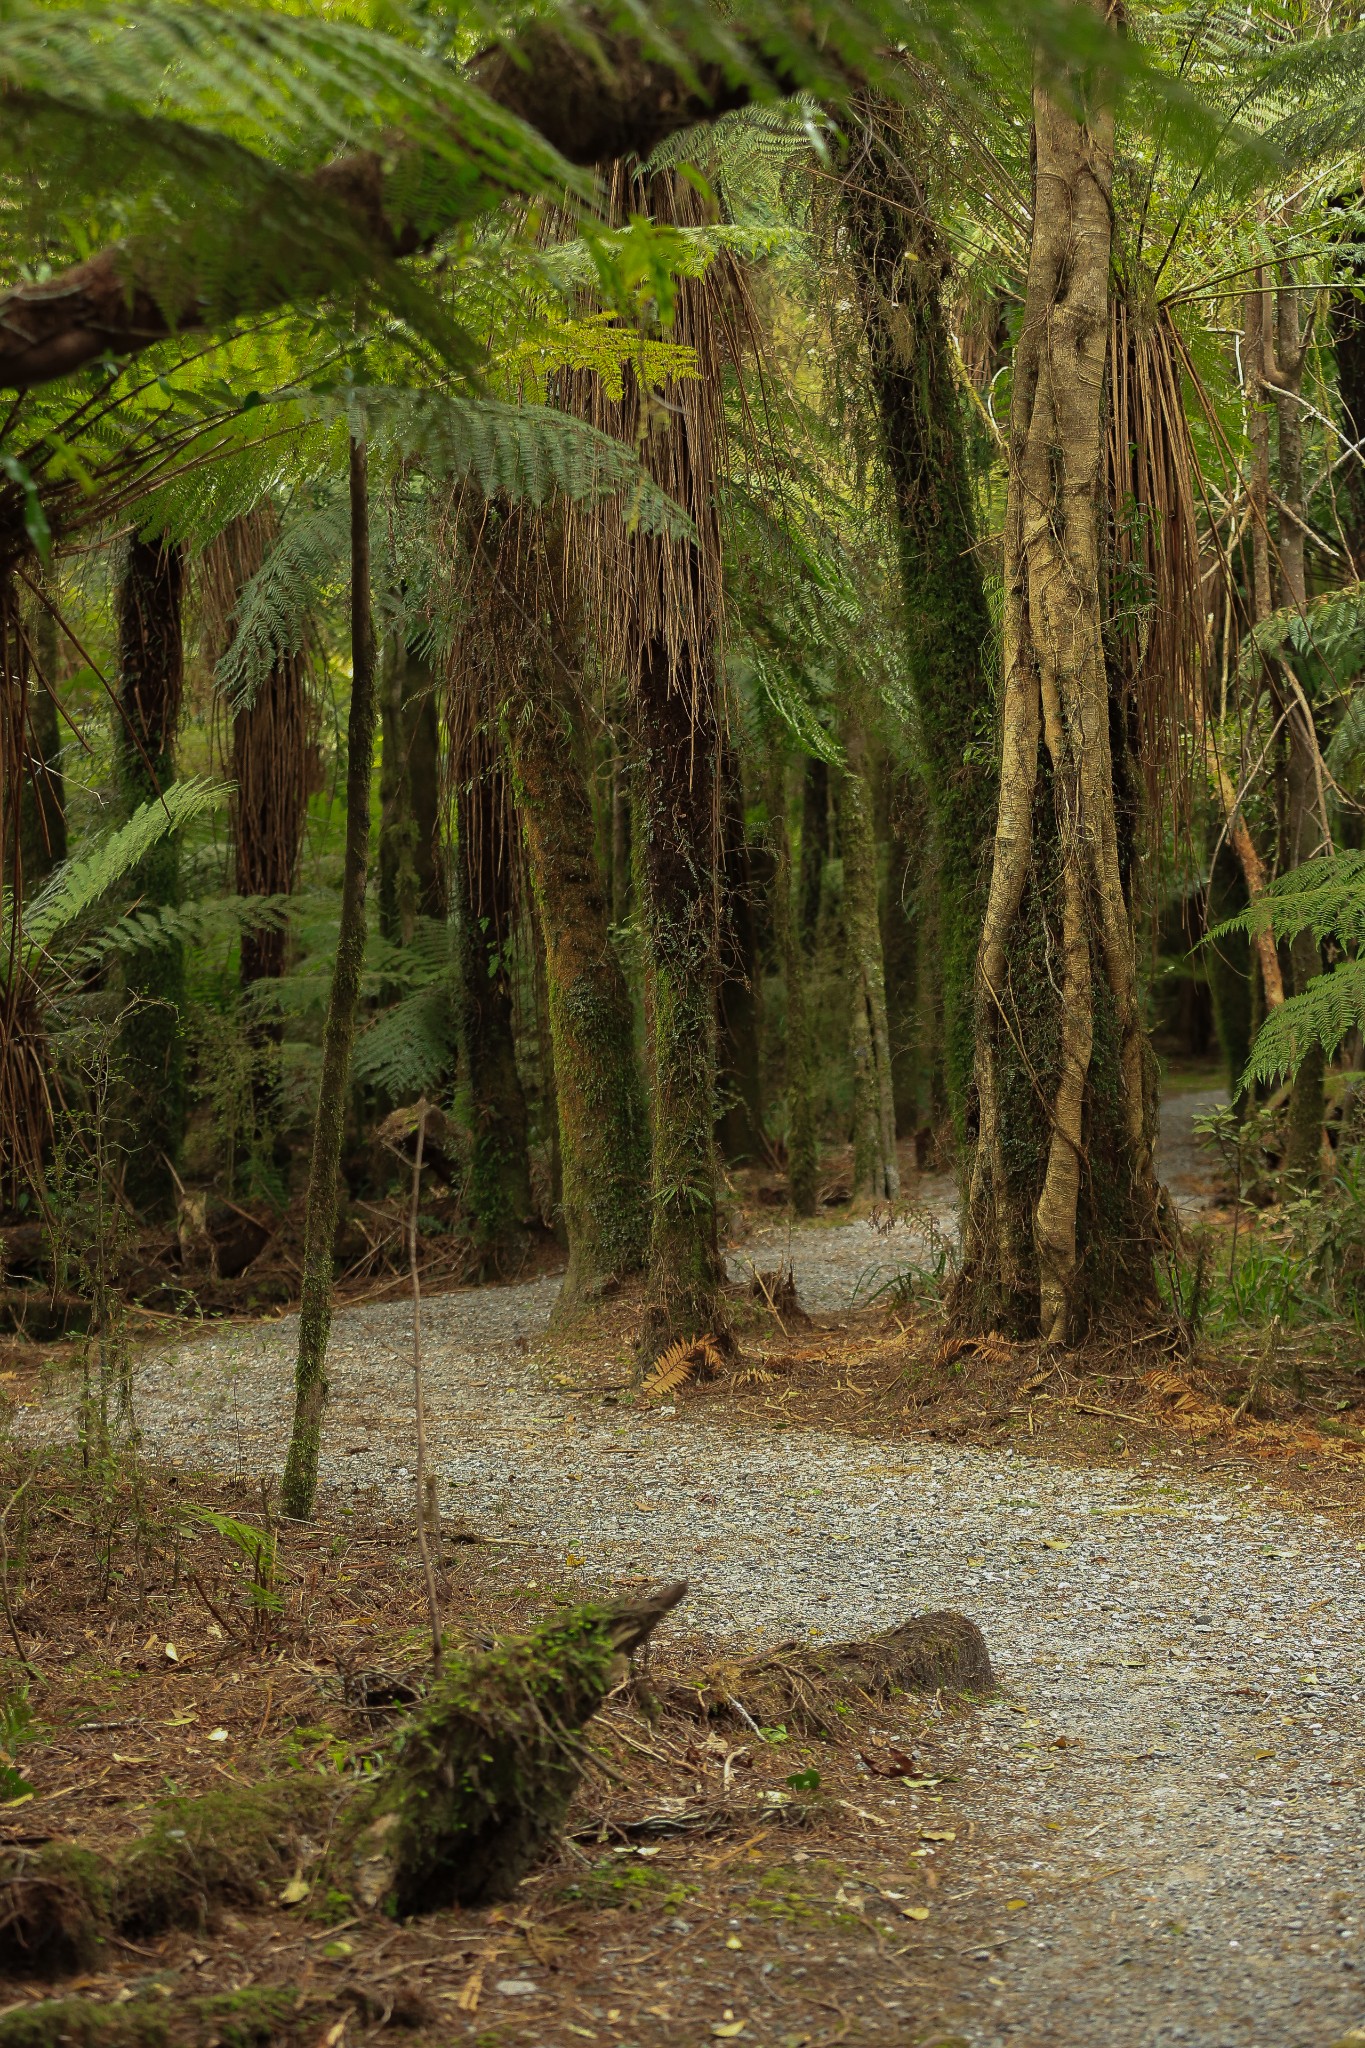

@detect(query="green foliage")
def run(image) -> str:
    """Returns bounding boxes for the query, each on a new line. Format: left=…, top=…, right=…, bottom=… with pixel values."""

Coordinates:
left=9, top=780, right=229, bottom=978
left=185, top=1507, right=280, bottom=1620
left=1213, top=852, right=1365, bottom=1084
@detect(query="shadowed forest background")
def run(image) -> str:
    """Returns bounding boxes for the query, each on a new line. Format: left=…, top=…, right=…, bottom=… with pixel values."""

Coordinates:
left=0, top=1, right=1364, bottom=2044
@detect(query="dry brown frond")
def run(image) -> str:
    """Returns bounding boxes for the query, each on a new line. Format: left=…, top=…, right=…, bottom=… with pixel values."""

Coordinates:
left=641, top=1333, right=727, bottom=1399
left=931, top=1330, right=1013, bottom=1370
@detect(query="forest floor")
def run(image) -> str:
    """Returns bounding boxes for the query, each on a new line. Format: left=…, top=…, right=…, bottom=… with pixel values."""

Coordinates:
left=3, top=1077, right=1365, bottom=2048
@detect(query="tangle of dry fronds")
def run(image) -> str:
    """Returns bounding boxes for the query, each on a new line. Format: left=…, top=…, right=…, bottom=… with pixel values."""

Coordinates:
left=931, top=1330, right=1014, bottom=1370
left=1106, top=293, right=1208, bottom=842
left=641, top=1332, right=727, bottom=1399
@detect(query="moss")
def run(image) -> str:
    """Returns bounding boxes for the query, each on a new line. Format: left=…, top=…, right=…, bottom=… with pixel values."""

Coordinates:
left=113, top=1780, right=332, bottom=1937
left=841, top=113, right=996, bottom=1148
left=332, top=1584, right=683, bottom=1917
left=0, top=1988, right=304, bottom=2048
left=0, top=1844, right=110, bottom=1978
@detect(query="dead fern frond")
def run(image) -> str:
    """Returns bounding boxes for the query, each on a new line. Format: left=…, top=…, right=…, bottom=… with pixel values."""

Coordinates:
left=641, top=1334, right=726, bottom=1399
left=932, top=1331, right=1013, bottom=1370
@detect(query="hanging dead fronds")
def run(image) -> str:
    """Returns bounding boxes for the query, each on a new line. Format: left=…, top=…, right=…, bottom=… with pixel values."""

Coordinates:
left=640, top=1331, right=726, bottom=1399
left=1106, top=290, right=1209, bottom=831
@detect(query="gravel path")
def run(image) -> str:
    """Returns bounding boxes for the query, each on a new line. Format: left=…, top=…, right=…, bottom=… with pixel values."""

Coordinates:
left=25, top=1198, right=1365, bottom=2047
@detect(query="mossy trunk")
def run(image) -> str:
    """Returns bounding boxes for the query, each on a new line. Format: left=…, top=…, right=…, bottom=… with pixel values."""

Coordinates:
left=113, top=533, right=186, bottom=1219
left=281, top=436, right=377, bottom=1521
left=633, top=630, right=726, bottom=1357
left=958, top=29, right=1160, bottom=1341
left=1270, top=273, right=1326, bottom=1181
left=841, top=96, right=995, bottom=1148
left=501, top=659, right=649, bottom=1306
left=767, top=759, right=818, bottom=1215
left=0, top=570, right=49, bottom=1209
left=840, top=720, right=899, bottom=1202
left=880, top=767, right=927, bottom=1142
left=453, top=731, right=533, bottom=1264
left=716, top=745, right=764, bottom=1163
left=378, top=634, right=444, bottom=945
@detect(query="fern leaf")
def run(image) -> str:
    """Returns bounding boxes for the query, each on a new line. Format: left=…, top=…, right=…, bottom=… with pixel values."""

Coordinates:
left=641, top=1334, right=726, bottom=1398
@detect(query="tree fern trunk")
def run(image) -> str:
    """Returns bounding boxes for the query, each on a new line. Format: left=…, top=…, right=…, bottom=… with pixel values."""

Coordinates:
left=840, top=95, right=995, bottom=1150
left=502, top=659, right=649, bottom=1307
left=716, top=744, right=764, bottom=1163
left=379, top=635, right=444, bottom=946
left=281, top=435, right=377, bottom=1521
left=453, top=728, right=534, bottom=1270
left=840, top=720, right=898, bottom=1203
left=19, top=588, right=66, bottom=893
left=0, top=569, right=49, bottom=1211
left=767, top=760, right=818, bottom=1216
left=633, top=629, right=725, bottom=1357
left=114, top=532, right=186, bottom=1220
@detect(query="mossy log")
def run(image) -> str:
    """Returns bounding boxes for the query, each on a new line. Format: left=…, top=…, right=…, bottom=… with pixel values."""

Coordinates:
left=662, top=1610, right=993, bottom=1734
left=0, top=1989, right=319, bottom=2048
left=334, top=1580, right=687, bottom=1915
left=0, top=1783, right=336, bottom=1979
left=1, top=1588, right=687, bottom=1982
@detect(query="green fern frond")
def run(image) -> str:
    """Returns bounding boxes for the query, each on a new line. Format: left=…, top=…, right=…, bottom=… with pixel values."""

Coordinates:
left=12, top=778, right=230, bottom=974
left=1240, top=962, right=1365, bottom=1088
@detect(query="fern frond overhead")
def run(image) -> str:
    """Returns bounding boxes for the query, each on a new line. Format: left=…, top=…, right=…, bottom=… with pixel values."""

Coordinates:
left=1212, top=851, right=1365, bottom=954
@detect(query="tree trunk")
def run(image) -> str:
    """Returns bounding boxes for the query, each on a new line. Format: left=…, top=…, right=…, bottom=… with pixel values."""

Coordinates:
left=281, top=435, right=377, bottom=1521
left=1270, top=270, right=1327, bottom=1179
left=114, top=532, right=187, bottom=1220
left=1332, top=212, right=1365, bottom=580
left=633, top=628, right=725, bottom=1355
left=716, top=745, right=764, bottom=1163
left=840, top=720, right=899, bottom=1202
left=959, top=19, right=1159, bottom=1342
left=840, top=97, right=995, bottom=1148
left=378, top=635, right=444, bottom=946
left=452, top=728, right=534, bottom=1268
left=767, top=759, right=818, bottom=1215
left=0, top=571, right=49, bottom=1210
left=500, top=644, right=650, bottom=1307
left=19, top=590, right=66, bottom=893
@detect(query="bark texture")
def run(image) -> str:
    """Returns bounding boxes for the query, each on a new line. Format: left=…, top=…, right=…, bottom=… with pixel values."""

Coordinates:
left=840, top=721, right=899, bottom=1202
left=767, top=760, right=818, bottom=1216
left=502, top=662, right=650, bottom=1306
left=716, top=746, right=764, bottom=1163
left=378, top=635, right=443, bottom=946
left=840, top=96, right=995, bottom=1144
left=961, top=22, right=1159, bottom=1341
left=281, top=436, right=377, bottom=1520
left=452, top=729, right=535, bottom=1266
left=113, top=533, right=187, bottom=1219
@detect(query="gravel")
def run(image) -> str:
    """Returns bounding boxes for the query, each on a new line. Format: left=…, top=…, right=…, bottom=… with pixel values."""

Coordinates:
left=20, top=1107, right=1363, bottom=2046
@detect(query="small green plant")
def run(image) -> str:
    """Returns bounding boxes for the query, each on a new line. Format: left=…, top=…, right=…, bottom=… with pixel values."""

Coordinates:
left=187, top=1505, right=280, bottom=1627
left=0, top=1687, right=43, bottom=1798
left=786, top=1767, right=821, bottom=1791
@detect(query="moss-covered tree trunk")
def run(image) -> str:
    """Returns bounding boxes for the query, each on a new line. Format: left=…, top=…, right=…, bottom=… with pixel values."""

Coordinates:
left=767, top=759, right=818, bottom=1215
left=633, top=628, right=726, bottom=1354
left=958, top=22, right=1159, bottom=1341
left=501, top=654, right=649, bottom=1306
left=452, top=728, right=534, bottom=1267
left=840, top=719, right=899, bottom=1202
left=378, top=635, right=444, bottom=946
left=281, top=435, right=377, bottom=1520
left=1333, top=213, right=1365, bottom=579
left=840, top=96, right=995, bottom=1147
left=716, top=744, right=764, bottom=1163
left=1267, top=272, right=1327, bottom=1179
left=114, top=532, right=187, bottom=1219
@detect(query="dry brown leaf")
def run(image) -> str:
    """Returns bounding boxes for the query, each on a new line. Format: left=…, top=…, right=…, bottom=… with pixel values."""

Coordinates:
left=641, top=1334, right=726, bottom=1400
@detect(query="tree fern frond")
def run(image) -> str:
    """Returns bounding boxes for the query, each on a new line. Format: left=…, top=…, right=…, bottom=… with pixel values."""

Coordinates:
left=12, top=778, right=230, bottom=973
left=1240, top=962, right=1365, bottom=1088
